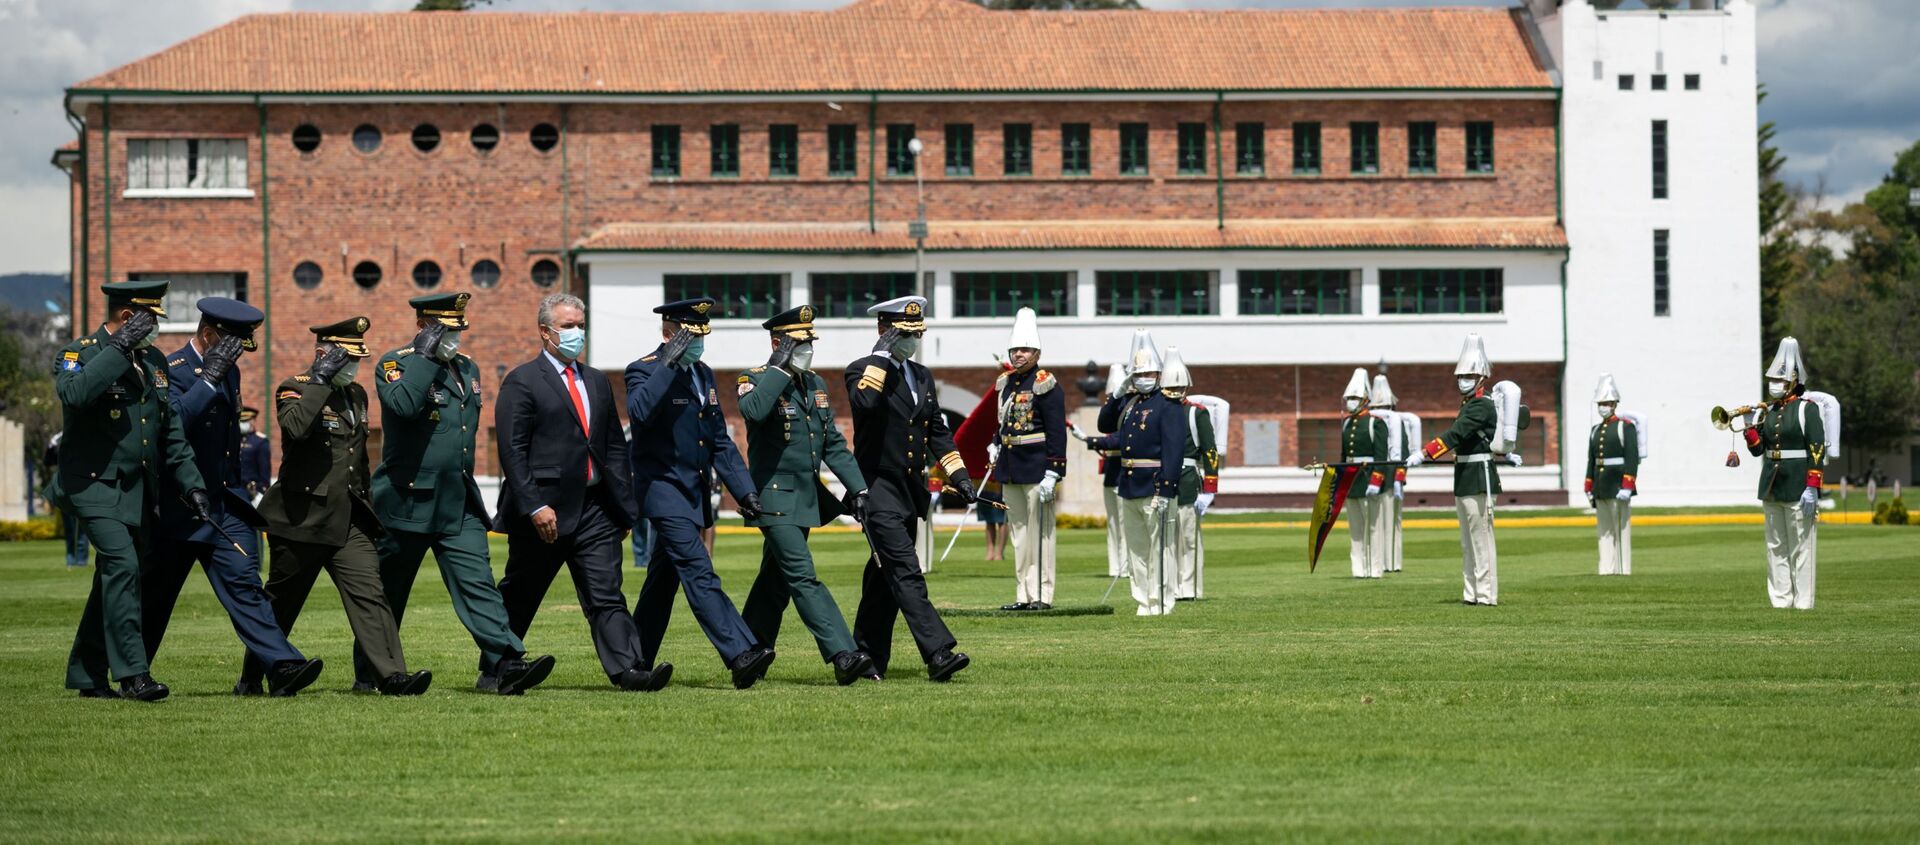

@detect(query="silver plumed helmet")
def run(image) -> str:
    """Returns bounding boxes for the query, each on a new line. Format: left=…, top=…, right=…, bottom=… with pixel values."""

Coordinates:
left=1127, top=329, right=1163, bottom=374
left=1454, top=333, right=1491, bottom=378
left=1593, top=372, right=1622, bottom=403
left=1160, top=346, right=1192, bottom=389
left=1369, top=373, right=1397, bottom=408
left=1765, top=336, right=1807, bottom=385
left=1342, top=368, right=1370, bottom=401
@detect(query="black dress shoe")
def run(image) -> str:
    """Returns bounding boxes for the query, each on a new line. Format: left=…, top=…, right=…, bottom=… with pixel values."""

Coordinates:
left=379, top=671, right=433, bottom=696
left=268, top=658, right=325, bottom=697
left=1030, top=602, right=1053, bottom=611
left=496, top=654, right=556, bottom=695
left=118, top=674, right=169, bottom=702
left=999, top=602, right=1030, bottom=611
left=233, top=679, right=264, bottom=697
left=927, top=649, right=970, bottom=683
left=831, top=651, right=877, bottom=686
left=474, top=673, right=499, bottom=692
left=77, top=687, right=120, bottom=700
left=729, top=647, right=776, bottom=690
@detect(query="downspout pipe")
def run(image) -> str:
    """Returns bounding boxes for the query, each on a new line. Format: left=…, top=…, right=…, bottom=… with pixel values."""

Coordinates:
left=64, top=96, right=88, bottom=335
left=867, top=92, right=878, bottom=234
left=102, top=95, right=111, bottom=291
left=1558, top=252, right=1570, bottom=495
left=1213, top=92, right=1225, bottom=230
left=560, top=103, right=572, bottom=293
left=258, top=96, right=274, bottom=443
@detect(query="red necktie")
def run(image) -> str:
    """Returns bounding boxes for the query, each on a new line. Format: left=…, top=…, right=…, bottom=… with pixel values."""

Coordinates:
left=564, top=365, right=593, bottom=483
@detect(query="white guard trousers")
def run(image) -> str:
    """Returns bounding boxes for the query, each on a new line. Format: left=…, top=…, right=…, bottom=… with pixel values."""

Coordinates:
left=1762, top=501, right=1817, bottom=609
left=1103, top=485, right=1127, bottom=578
left=1596, top=498, right=1632, bottom=575
left=1348, top=496, right=1386, bottom=579
left=1456, top=495, right=1498, bottom=605
left=1121, top=497, right=1177, bottom=616
left=1004, top=482, right=1055, bottom=605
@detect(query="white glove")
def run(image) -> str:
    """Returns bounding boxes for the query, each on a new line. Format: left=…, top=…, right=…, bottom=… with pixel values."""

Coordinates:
left=1364, top=482, right=1381, bottom=498
left=1506, top=453, right=1524, bottom=467
left=1798, top=487, right=1819, bottom=519
left=1037, top=472, right=1059, bottom=504
left=987, top=443, right=1001, bottom=463
left=1068, top=422, right=1088, bottom=442
left=1144, top=495, right=1168, bottom=515
left=1405, top=452, right=1423, bottom=468
left=1586, top=495, right=1596, bottom=509
left=1392, top=481, right=1404, bottom=501
left=1615, top=488, right=1633, bottom=501
left=929, top=489, right=942, bottom=509
left=1195, top=492, right=1214, bottom=517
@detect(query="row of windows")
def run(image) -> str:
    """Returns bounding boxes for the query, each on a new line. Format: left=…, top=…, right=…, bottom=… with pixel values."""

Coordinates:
left=1618, top=73, right=1702, bottom=92
left=663, top=267, right=1502, bottom=319
left=290, top=258, right=562, bottom=291
left=292, top=123, right=559, bottom=156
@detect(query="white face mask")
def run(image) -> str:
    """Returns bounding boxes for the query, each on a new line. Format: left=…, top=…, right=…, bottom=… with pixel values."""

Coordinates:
left=1344, top=398, right=1362, bottom=413
left=1596, top=403, right=1615, bottom=419
left=1767, top=379, right=1788, bottom=400
left=436, top=333, right=461, bottom=360
left=238, top=422, right=253, bottom=436
left=1456, top=377, right=1478, bottom=395
left=333, top=359, right=360, bottom=387
left=892, top=336, right=921, bottom=360
left=790, top=343, right=815, bottom=371
left=1132, top=375, right=1158, bottom=394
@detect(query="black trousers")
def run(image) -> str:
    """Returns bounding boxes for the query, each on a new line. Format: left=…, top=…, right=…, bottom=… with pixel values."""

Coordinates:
left=854, top=476, right=956, bottom=675
left=497, top=495, right=644, bottom=681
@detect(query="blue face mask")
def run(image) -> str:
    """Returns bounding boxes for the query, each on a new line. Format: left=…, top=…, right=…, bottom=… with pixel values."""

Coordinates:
left=551, top=327, right=586, bottom=360
left=682, top=337, right=705, bottom=365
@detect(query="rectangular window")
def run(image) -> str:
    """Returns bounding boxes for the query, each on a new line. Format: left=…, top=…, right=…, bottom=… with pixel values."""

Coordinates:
left=1466, top=121, right=1495, bottom=173
left=1234, top=122, right=1264, bottom=175
left=1684, top=74, right=1701, bottom=91
left=1094, top=270, right=1216, bottom=317
left=1651, top=74, right=1668, bottom=91
left=952, top=272, right=1074, bottom=318
left=827, top=124, right=857, bottom=177
left=1378, top=269, right=1505, bottom=315
left=944, top=124, right=974, bottom=177
left=1407, top=121, right=1437, bottom=174
left=1619, top=74, right=1635, bottom=91
left=664, top=274, right=785, bottom=321
left=1296, top=418, right=1347, bottom=467
left=1177, top=122, right=1207, bottom=175
left=709, top=124, right=739, bottom=178
left=650, top=125, right=680, bottom=177
left=1237, top=269, right=1359, bottom=316
left=1003, top=123, right=1032, bottom=176
left=1349, top=122, right=1379, bottom=175
left=1119, top=123, right=1149, bottom=176
left=1652, top=120, right=1669, bottom=199
left=1061, top=123, right=1091, bottom=176
left=129, top=272, right=247, bottom=331
left=126, top=139, right=248, bottom=193
left=1292, top=122, right=1321, bottom=174
left=1653, top=229, right=1671, bottom=317
left=811, top=272, right=919, bottom=318
left=886, top=124, right=916, bottom=176
left=769, top=124, right=799, bottom=178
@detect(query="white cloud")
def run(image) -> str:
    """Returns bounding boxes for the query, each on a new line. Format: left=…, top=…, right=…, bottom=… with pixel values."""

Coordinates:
left=0, top=183, right=72, bottom=274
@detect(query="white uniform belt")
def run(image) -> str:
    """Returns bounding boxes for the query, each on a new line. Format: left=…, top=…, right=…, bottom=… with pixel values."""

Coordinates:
left=1767, top=449, right=1809, bottom=460
left=1122, top=459, right=1160, bottom=468
left=1002, top=432, right=1046, bottom=446
left=1346, top=457, right=1373, bottom=464
left=1182, top=458, right=1199, bottom=468
left=1598, top=457, right=1626, bottom=467
left=1459, top=453, right=1493, bottom=464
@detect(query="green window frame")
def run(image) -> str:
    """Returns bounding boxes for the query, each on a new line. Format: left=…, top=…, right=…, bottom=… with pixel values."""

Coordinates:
left=887, top=124, right=916, bottom=176
left=1119, top=123, right=1149, bottom=176
left=828, top=124, right=858, bottom=177
left=769, top=124, right=799, bottom=178
left=1235, top=122, right=1264, bottom=176
left=1003, top=123, right=1032, bottom=176
left=1237, top=269, right=1357, bottom=316
left=1379, top=268, right=1505, bottom=315
left=1292, top=122, right=1321, bottom=174
left=1094, top=270, right=1215, bottom=317
left=1061, top=123, right=1091, bottom=176
left=945, top=124, right=974, bottom=177
left=663, top=273, right=784, bottom=320
left=650, top=125, right=680, bottom=177
left=709, top=124, right=739, bottom=178
left=1350, top=122, right=1379, bottom=175
left=811, top=272, right=920, bottom=318
left=1407, top=121, right=1437, bottom=174
left=1466, top=122, right=1495, bottom=173
left=1653, top=229, right=1671, bottom=317
left=1177, top=122, right=1207, bottom=175
left=952, top=272, right=1073, bottom=318
left=1652, top=120, right=1669, bottom=199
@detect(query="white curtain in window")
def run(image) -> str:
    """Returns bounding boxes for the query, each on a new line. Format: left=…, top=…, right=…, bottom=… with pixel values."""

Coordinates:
left=156, top=273, right=238, bottom=323
left=226, top=140, right=247, bottom=189
left=128, top=140, right=150, bottom=190
left=166, top=139, right=189, bottom=189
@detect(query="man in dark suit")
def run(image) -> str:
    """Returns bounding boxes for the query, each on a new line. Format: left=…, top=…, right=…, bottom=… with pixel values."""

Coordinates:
left=624, top=297, right=774, bottom=690
left=494, top=293, right=664, bottom=692
left=843, top=295, right=977, bottom=683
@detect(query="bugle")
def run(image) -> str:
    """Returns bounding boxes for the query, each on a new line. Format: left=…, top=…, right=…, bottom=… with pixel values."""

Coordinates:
left=1710, top=404, right=1757, bottom=432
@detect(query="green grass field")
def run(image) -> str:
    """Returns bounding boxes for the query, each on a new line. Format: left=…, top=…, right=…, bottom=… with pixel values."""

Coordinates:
left=2, top=519, right=1916, bottom=843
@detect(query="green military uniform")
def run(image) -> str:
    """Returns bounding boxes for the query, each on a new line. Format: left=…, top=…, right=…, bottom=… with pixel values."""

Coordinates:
left=1426, top=394, right=1500, bottom=496
left=1173, top=395, right=1219, bottom=600
left=1341, top=401, right=1391, bottom=580
left=1749, top=398, right=1825, bottom=503
left=1424, top=335, right=1503, bottom=605
left=737, top=306, right=872, bottom=677
left=1339, top=412, right=1390, bottom=499
left=1584, top=417, right=1641, bottom=500
left=54, top=281, right=207, bottom=693
left=1585, top=380, right=1640, bottom=577
left=1745, top=336, right=1828, bottom=610
left=243, top=318, right=427, bottom=695
left=361, top=293, right=527, bottom=686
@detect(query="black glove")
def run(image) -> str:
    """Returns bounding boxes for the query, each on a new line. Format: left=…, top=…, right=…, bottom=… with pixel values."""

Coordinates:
left=309, top=346, right=350, bottom=384
left=199, top=335, right=245, bottom=387
left=844, top=489, right=870, bottom=523
left=660, top=328, right=695, bottom=369
left=871, top=327, right=901, bottom=357
left=187, top=489, right=214, bottom=522
left=737, top=492, right=764, bottom=521
left=766, top=336, right=797, bottom=371
left=105, top=310, right=157, bottom=356
left=949, top=477, right=978, bottom=505
left=411, top=321, right=447, bottom=359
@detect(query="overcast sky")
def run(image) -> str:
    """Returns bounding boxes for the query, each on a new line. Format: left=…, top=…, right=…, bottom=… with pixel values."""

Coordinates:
left=0, top=0, right=1912, bottom=274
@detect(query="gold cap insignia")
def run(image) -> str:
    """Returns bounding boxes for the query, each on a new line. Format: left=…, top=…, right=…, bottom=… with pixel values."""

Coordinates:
left=799, top=305, right=813, bottom=322
left=694, top=301, right=712, bottom=315
left=356, top=317, right=370, bottom=332
left=905, top=302, right=922, bottom=317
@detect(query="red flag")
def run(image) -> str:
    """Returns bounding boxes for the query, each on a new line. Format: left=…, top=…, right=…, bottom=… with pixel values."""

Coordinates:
left=1308, top=465, right=1360, bottom=572
left=952, top=381, right=999, bottom=480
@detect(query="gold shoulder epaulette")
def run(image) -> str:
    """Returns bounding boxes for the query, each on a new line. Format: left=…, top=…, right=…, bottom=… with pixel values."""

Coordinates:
left=79, top=337, right=96, bottom=346
left=749, top=366, right=766, bottom=374
left=293, top=374, right=312, bottom=383
left=394, top=348, right=414, bottom=357
left=1034, top=369, right=1058, bottom=394
left=641, top=355, right=659, bottom=363
left=168, top=357, right=187, bottom=367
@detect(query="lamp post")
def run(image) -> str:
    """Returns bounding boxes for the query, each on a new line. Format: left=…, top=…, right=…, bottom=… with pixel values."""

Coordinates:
left=907, top=137, right=928, bottom=302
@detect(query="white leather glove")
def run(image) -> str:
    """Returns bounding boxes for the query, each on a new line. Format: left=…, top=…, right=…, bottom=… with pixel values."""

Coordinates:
left=1405, top=452, right=1423, bottom=469
left=987, top=443, right=1001, bottom=464
left=1587, top=495, right=1596, bottom=509
left=1144, top=495, right=1167, bottom=515
left=929, top=489, right=942, bottom=509
left=1798, top=487, right=1819, bottom=519
left=1068, top=422, right=1088, bottom=442
left=1037, top=471, right=1059, bottom=504
left=1364, top=482, right=1381, bottom=498
left=1195, top=492, right=1214, bottom=517
left=1615, top=488, right=1633, bottom=502
left=1392, top=481, right=1404, bottom=501
left=1506, top=453, right=1524, bottom=467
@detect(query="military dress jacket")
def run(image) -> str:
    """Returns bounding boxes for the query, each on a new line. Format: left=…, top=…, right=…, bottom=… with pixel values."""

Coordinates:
left=994, top=366, right=1068, bottom=485
left=843, top=353, right=969, bottom=518
left=238, top=432, right=271, bottom=496
left=1178, top=403, right=1221, bottom=505
left=1423, top=393, right=1502, bottom=497
left=158, top=342, right=268, bottom=541
left=1339, top=413, right=1391, bottom=499
left=1743, top=395, right=1826, bottom=502
left=1102, top=390, right=1186, bottom=501
left=257, top=375, right=379, bottom=547
left=1086, top=393, right=1140, bottom=490
left=624, top=345, right=755, bottom=527
left=49, top=328, right=206, bottom=525
left=737, top=365, right=866, bottom=529
left=1584, top=417, right=1640, bottom=499
left=370, top=347, right=490, bottom=534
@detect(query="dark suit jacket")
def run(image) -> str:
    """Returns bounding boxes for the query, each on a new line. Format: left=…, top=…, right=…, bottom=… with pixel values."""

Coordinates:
left=494, top=353, right=637, bottom=535
left=623, top=345, right=754, bottom=527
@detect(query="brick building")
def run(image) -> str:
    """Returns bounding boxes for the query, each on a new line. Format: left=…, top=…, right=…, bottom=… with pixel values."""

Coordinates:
left=53, top=0, right=1761, bottom=507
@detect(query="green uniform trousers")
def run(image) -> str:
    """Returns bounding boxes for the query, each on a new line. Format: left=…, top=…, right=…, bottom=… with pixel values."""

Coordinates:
left=742, top=525, right=857, bottom=663
left=242, top=525, right=407, bottom=685
left=65, top=517, right=152, bottom=689
left=354, top=512, right=522, bottom=684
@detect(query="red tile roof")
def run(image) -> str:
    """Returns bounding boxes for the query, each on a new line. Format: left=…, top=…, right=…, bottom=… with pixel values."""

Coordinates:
left=76, top=0, right=1550, bottom=95
left=577, top=218, right=1568, bottom=253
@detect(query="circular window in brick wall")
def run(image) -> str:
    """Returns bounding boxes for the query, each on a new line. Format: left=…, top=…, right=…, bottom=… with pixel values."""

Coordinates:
left=293, top=261, right=323, bottom=290
left=530, top=259, right=561, bottom=288
left=291, top=124, right=321, bottom=153
left=353, top=261, right=382, bottom=289
left=471, top=124, right=500, bottom=154
left=352, top=124, right=382, bottom=154
left=412, top=124, right=441, bottom=153
left=471, top=259, right=502, bottom=289
left=413, top=261, right=443, bottom=290
left=529, top=123, right=559, bottom=153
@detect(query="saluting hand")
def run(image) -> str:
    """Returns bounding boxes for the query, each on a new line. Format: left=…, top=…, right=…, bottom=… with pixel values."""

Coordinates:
left=105, top=310, right=157, bottom=356
left=661, top=327, right=696, bottom=369
left=766, top=336, right=797, bottom=372
left=871, top=327, right=900, bottom=357
left=411, top=321, right=447, bottom=359
left=199, top=335, right=245, bottom=387
left=309, top=346, right=350, bottom=384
